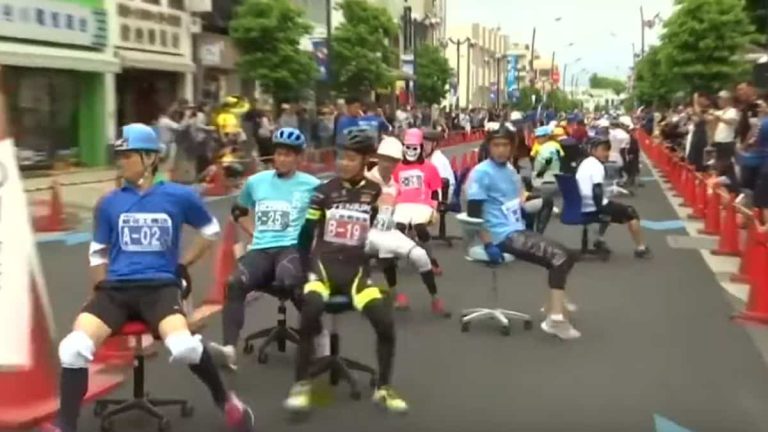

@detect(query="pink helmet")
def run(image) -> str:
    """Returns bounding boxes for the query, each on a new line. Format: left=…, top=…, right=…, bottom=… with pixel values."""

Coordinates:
left=402, top=128, right=424, bottom=146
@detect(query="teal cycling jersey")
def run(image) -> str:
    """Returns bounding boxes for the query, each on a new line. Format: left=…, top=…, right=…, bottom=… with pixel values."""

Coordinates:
left=466, top=159, right=525, bottom=244
left=239, top=170, right=321, bottom=250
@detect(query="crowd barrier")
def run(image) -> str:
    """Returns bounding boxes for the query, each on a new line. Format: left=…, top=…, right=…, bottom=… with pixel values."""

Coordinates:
left=637, top=130, right=768, bottom=325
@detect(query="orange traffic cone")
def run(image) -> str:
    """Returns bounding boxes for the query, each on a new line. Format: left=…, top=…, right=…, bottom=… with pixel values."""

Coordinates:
left=712, top=197, right=740, bottom=256
left=732, top=230, right=768, bottom=325
left=731, top=210, right=761, bottom=284
left=202, top=166, right=229, bottom=197
left=698, top=187, right=722, bottom=236
left=32, top=180, right=70, bottom=232
left=688, top=176, right=707, bottom=220
left=204, top=220, right=237, bottom=305
left=680, top=166, right=696, bottom=208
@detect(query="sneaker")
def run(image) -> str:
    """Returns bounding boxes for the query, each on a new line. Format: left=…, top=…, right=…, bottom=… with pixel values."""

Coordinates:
left=634, top=246, right=652, bottom=259
left=224, top=393, right=255, bottom=432
left=431, top=297, right=451, bottom=318
left=208, top=342, right=238, bottom=371
left=314, top=329, right=330, bottom=357
left=372, top=386, right=409, bottom=414
left=283, top=381, right=312, bottom=412
left=540, top=317, right=582, bottom=340
left=394, top=293, right=410, bottom=310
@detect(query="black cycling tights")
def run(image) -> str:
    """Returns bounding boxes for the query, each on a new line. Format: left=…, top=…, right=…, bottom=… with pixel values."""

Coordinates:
left=396, top=223, right=439, bottom=266
left=295, top=293, right=395, bottom=386
left=498, top=231, right=576, bottom=289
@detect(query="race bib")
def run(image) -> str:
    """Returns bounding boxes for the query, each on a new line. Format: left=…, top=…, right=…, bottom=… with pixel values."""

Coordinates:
left=324, top=208, right=370, bottom=246
left=255, top=200, right=291, bottom=231
left=400, top=170, right=424, bottom=190
left=373, top=206, right=395, bottom=231
left=501, top=199, right=524, bottom=229
left=119, top=213, right=173, bottom=252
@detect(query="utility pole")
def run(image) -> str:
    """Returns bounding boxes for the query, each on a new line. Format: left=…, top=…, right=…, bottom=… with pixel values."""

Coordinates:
left=326, top=0, right=333, bottom=84
left=640, top=6, right=645, bottom=57
left=529, top=27, right=536, bottom=85
left=448, top=37, right=472, bottom=108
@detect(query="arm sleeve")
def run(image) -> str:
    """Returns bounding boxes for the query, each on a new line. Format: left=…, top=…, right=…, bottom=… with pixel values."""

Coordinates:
left=592, top=183, right=605, bottom=211
left=467, top=199, right=483, bottom=218
left=298, top=185, right=325, bottom=253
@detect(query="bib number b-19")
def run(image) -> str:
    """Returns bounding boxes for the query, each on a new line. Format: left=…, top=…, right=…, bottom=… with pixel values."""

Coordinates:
left=324, top=209, right=370, bottom=246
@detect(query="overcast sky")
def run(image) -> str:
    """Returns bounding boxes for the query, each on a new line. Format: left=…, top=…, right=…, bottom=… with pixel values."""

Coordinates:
left=446, top=0, right=675, bottom=81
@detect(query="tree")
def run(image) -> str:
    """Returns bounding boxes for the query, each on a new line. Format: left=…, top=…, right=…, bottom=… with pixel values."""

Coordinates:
left=331, top=0, right=399, bottom=97
left=744, top=0, right=767, bottom=45
left=230, top=0, right=317, bottom=104
left=510, top=86, right=542, bottom=111
left=588, top=73, right=627, bottom=96
left=632, top=44, right=676, bottom=106
left=414, top=45, right=453, bottom=106
left=658, top=0, right=758, bottom=95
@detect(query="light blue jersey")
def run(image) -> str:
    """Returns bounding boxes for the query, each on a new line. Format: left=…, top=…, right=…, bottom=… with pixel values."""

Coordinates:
left=239, top=170, right=321, bottom=250
left=466, top=160, right=525, bottom=244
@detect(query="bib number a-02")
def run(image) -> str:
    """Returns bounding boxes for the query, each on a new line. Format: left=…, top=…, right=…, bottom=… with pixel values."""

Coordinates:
left=119, top=213, right=173, bottom=252
left=255, top=200, right=291, bottom=231
left=324, top=209, right=370, bottom=246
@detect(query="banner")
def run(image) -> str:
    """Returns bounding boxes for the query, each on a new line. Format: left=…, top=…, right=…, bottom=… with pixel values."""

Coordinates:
left=490, top=82, right=498, bottom=102
left=506, top=55, right=519, bottom=102
left=310, top=38, right=328, bottom=81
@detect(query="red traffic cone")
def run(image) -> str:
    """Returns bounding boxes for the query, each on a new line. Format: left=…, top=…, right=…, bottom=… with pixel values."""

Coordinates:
left=204, top=220, right=237, bottom=305
left=680, top=167, right=696, bottom=208
left=731, top=210, right=760, bottom=284
left=461, top=152, right=471, bottom=172
left=33, top=180, right=70, bottom=232
left=712, top=196, right=740, bottom=256
left=688, top=175, right=707, bottom=220
left=0, top=285, right=124, bottom=429
left=470, top=149, right=478, bottom=167
left=202, top=165, right=229, bottom=197
left=698, top=187, right=722, bottom=236
left=732, top=230, right=768, bottom=325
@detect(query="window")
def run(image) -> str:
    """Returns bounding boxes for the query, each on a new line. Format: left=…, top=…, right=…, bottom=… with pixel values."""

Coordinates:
left=142, top=0, right=160, bottom=5
left=134, top=27, right=144, bottom=44
left=148, top=28, right=156, bottom=45
left=159, top=29, right=168, bottom=47
left=171, top=32, right=179, bottom=49
left=121, top=24, right=131, bottom=42
left=168, top=0, right=184, bottom=11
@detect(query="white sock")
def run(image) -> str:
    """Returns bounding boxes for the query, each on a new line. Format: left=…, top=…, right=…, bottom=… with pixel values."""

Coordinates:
left=549, top=313, right=565, bottom=321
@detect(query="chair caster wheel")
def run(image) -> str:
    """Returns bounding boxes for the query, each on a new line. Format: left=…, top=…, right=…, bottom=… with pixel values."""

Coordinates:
left=100, top=419, right=114, bottom=432
left=93, top=402, right=106, bottom=417
left=257, top=352, right=269, bottom=364
left=350, top=390, right=362, bottom=400
left=461, top=322, right=470, bottom=332
left=158, top=418, right=171, bottom=432
left=500, top=325, right=511, bottom=336
left=243, top=343, right=254, bottom=355
left=181, top=403, right=195, bottom=417
left=523, top=320, right=533, bottom=331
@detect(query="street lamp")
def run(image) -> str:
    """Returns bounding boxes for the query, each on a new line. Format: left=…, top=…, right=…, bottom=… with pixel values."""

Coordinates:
left=494, top=53, right=504, bottom=108
left=447, top=37, right=473, bottom=109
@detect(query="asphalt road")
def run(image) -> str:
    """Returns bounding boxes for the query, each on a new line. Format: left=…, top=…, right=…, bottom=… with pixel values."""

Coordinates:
left=25, top=147, right=768, bottom=432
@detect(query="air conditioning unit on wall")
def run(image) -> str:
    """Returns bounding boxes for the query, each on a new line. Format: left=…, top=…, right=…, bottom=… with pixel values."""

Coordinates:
left=186, top=0, right=211, bottom=13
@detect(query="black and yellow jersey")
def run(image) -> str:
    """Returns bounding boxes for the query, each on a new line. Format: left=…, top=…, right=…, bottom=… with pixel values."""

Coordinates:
left=306, top=177, right=381, bottom=263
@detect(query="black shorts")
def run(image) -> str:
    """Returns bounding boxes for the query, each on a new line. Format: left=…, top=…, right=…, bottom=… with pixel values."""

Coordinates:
left=599, top=200, right=637, bottom=224
left=81, top=280, right=184, bottom=334
left=304, top=255, right=382, bottom=311
left=231, top=247, right=305, bottom=295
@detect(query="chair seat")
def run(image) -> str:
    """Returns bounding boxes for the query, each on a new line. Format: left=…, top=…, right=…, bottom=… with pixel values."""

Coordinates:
left=466, top=245, right=514, bottom=263
left=116, top=321, right=151, bottom=336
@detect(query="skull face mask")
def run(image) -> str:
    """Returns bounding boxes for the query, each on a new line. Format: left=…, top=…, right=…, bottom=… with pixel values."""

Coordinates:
left=403, top=144, right=421, bottom=162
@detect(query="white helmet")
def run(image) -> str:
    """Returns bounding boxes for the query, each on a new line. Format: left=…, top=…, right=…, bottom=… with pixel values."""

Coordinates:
left=377, top=136, right=403, bottom=160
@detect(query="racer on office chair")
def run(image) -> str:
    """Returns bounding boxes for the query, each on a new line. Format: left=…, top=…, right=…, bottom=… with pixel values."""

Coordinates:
left=392, top=128, right=443, bottom=273
left=365, top=136, right=450, bottom=316
left=209, top=127, right=329, bottom=370
left=466, top=126, right=582, bottom=340
left=40, top=124, right=255, bottom=432
left=283, top=129, right=409, bottom=414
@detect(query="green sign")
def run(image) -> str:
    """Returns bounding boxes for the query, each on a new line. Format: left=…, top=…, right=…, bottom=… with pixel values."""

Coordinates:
left=57, top=0, right=104, bottom=8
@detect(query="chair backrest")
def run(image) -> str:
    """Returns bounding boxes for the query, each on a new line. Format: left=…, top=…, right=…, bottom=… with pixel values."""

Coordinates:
left=555, top=174, right=585, bottom=225
left=455, top=213, right=514, bottom=263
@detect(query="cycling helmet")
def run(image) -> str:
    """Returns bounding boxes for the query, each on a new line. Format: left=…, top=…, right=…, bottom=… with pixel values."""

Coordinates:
left=534, top=125, right=553, bottom=138
left=343, top=127, right=376, bottom=155
left=484, top=125, right=516, bottom=143
left=403, top=128, right=424, bottom=146
left=114, top=123, right=161, bottom=153
left=587, top=136, right=611, bottom=150
left=272, top=127, right=306, bottom=150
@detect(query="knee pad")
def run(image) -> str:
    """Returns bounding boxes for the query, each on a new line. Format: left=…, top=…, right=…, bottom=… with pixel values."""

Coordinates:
left=58, top=331, right=95, bottom=369
left=626, top=205, right=639, bottom=221
left=413, top=224, right=430, bottom=243
left=407, top=246, right=432, bottom=273
left=164, top=331, right=204, bottom=365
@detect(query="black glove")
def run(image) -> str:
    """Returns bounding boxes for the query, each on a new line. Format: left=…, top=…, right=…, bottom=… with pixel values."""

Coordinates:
left=176, top=263, right=192, bottom=299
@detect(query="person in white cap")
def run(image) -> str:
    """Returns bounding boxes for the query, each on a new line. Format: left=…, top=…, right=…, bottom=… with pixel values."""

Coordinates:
left=365, top=137, right=451, bottom=316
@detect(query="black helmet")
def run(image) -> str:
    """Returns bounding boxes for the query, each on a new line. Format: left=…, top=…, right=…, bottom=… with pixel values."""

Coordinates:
left=343, top=128, right=376, bottom=155
left=587, top=136, right=611, bottom=150
left=484, top=125, right=516, bottom=143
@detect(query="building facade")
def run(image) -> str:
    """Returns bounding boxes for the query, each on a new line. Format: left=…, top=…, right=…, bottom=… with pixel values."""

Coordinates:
left=445, top=23, right=509, bottom=108
left=0, top=0, right=118, bottom=169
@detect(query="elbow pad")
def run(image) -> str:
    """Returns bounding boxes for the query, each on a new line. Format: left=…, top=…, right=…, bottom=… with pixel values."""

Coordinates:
left=467, top=199, right=483, bottom=219
left=230, top=204, right=249, bottom=222
left=592, top=184, right=604, bottom=211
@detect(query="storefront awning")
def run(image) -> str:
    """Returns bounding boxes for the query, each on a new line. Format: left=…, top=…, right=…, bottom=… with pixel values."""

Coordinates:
left=118, top=49, right=196, bottom=74
left=0, top=41, right=120, bottom=73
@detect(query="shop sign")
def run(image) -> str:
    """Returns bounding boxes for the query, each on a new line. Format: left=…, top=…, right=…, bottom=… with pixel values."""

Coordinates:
left=198, top=32, right=238, bottom=69
left=0, top=0, right=107, bottom=49
left=116, top=0, right=187, bottom=56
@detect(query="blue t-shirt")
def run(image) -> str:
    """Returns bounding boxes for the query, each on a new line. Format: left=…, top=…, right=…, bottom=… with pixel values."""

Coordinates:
left=94, top=182, right=215, bottom=282
left=239, top=170, right=321, bottom=250
left=466, top=160, right=525, bottom=244
left=335, top=114, right=360, bottom=147
left=358, top=114, right=391, bottom=138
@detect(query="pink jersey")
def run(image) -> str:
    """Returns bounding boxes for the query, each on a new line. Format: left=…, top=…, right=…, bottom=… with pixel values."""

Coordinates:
left=392, top=161, right=442, bottom=208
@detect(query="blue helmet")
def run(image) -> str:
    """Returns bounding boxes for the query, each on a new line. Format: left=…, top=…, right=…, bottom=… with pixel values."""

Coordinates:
left=272, top=127, right=306, bottom=150
left=114, top=123, right=161, bottom=153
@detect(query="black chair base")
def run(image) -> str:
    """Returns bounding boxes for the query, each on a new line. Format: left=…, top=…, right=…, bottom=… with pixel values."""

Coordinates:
left=576, top=225, right=611, bottom=262
left=433, top=209, right=461, bottom=247
left=94, top=356, right=193, bottom=432
left=308, top=333, right=376, bottom=400
left=242, top=300, right=299, bottom=364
